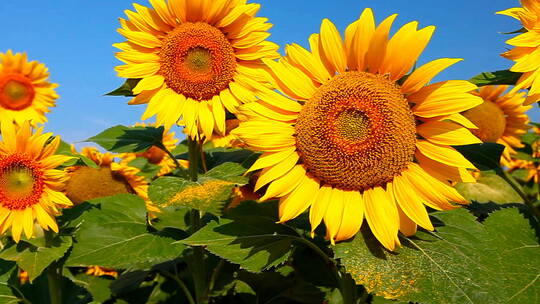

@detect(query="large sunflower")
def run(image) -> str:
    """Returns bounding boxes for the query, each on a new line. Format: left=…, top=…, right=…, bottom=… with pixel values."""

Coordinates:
left=232, top=9, right=482, bottom=250
left=462, top=85, right=531, bottom=166
left=65, top=148, right=157, bottom=213
left=0, top=51, right=59, bottom=125
left=114, top=0, right=279, bottom=140
left=0, top=122, right=73, bottom=242
left=498, top=1, right=540, bottom=105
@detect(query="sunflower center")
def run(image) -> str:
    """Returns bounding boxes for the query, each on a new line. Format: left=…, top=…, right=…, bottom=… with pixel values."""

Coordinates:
left=65, top=167, right=134, bottom=205
left=0, top=155, right=44, bottom=210
left=295, top=72, right=417, bottom=190
left=159, top=22, right=236, bottom=101
left=462, top=100, right=506, bottom=143
left=141, top=146, right=166, bottom=164
left=0, top=74, right=36, bottom=110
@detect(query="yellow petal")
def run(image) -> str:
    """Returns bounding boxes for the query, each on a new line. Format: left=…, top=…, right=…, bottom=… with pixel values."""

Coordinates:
left=255, top=152, right=299, bottom=190
left=416, top=140, right=476, bottom=169
left=417, top=120, right=481, bottom=146
left=410, top=81, right=482, bottom=117
left=334, top=190, right=363, bottom=242
left=416, top=150, right=476, bottom=183
left=363, top=186, right=399, bottom=251
left=401, top=58, right=462, bottom=94
left=309, top=185, right=332, bottom=236
left=365, top=14, right=397, bottom=73
left=260, top=164, right=305, bottom=201
left=323, top=188, right=345, bottom=245
left=319, top=19, right=347, bottom=74
left=278, top=173, right=320, bottom=223
left=354, top=8, right=376, bottom=71
left=392, top=172, right=434, bottom=230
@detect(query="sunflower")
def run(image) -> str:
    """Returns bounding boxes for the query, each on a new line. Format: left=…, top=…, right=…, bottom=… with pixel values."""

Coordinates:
left=0, top=122, right=73, bottom=242
left=232, top=9, right=482, bottom=250
left=65, top=147, right=158, bottom=213
left=209, top=119, right=245, bottom=148
left=0, top=50, right=59, bottom=125
left=462, top=85, right=532, bottom=166
left=86, top=266, right=118, bottom=278
left=498, top=1, right=540, bottom=105
left=119, top=123, right=179, bottom=176
left=114, top=0, right=279, bottom=140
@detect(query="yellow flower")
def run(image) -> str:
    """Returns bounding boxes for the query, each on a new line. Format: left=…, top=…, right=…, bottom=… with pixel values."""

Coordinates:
left=232, top=9, right=482, bottom=250
left=119, top=123, right=179, bottom=176
left=0, top=51, right=58, bottom=125
left=508, top=159, right=539, bottom=184
left=85, top=266, right=118, bottom=278
left=65, top=147, right=158, bottom=213
left=0, top=122, right=73, bottom=242
left=462, top=85, right=532, bottom=166
left=210, top=119, right=245, bottom=148
left=498, top=1, right=540, bottom=105
left=114, top=0, right=279, bottom=140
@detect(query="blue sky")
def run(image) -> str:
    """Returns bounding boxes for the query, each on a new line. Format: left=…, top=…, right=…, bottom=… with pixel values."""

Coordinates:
left=0, top=0, right=538, bottom=143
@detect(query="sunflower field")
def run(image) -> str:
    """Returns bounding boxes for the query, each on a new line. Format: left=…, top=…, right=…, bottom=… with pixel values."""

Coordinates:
left=0, top=0, right=539, bottom=303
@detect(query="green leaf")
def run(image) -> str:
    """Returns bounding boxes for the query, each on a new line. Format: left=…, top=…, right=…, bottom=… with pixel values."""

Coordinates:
left=180, top=216, right=299, bottom=272
left=0, top=236, right=72, bottom=282
left=55, top=140, right=99, bottom=168
left=522, top=132, right=540, bottom=146
left=86, top=125, right=164, bottom=153
left=106, top=79, right=141, bottom=96
left=455, top=173, right=523, bottom=203
left=150, top=206, right=191, bottom=232
left=69, top=273, right=113, bottom=303
left=128, top=157, right=161, bottom=181
left=148, top=172, right=243, bottom=216
left=203, top=148, right=259, bottom=170
left=454, top=143, right=504, bottom=171
left=204, top=162, right=249, bottom=184
left=335, top=208, right=540, bottom=304
left=65, top=194, right=185, bottom=269
left=0, top=261, right=18, bottom=304
left=469, top=70, right=522, bottom=87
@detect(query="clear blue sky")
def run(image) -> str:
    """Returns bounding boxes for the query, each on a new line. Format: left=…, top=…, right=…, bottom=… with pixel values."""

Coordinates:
left=0, top=0, right=538, bottom=143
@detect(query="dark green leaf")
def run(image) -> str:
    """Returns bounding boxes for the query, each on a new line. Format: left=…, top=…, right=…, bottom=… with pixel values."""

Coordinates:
left=180, top=216, right=299, bottom=272
left=0, top=236, right=72, bottom=282
left=106, top=79, right=141, bottom=96
left=455, top=173, right=523, bottom=203
left=454, top=143, right=504, bottom=171
left=204, top=162, right=249, bottom=184
left=128, top=157, right=162, bottom=181
left=0, top=260, right=18, bottom=304
left=65, top=194, right=185, bottom=269
left=469, top=70, right=522, bottom=87
left=335, top=208, right=540, bottom=304
left=148, top=176, right=237, bottom=216
left=522, top=132, right=540, bottom=146
left=86, top=125, right=164, bottom=153
left=68, top=272, right=112, bottom=303
left=55, top=140, right=99, bottom=168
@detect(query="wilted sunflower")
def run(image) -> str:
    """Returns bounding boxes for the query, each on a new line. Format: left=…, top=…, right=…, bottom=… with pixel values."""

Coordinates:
left=65, top=147, right=158, bottom=213
left=114, top=0, right=279, bottom=140
left=233, top=9, right=482, bottom=250
left=0, top=51, right=58, bottom=125
left=462, top=85, right=531, bottom=166
left=119, top=123, right=180, bottom=176
left=498, top=1, right=540, bottom=105
left=0, top=122, right=73, bottom=242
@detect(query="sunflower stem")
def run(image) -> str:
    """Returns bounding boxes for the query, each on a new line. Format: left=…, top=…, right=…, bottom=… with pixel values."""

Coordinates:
left=499, top=169, right=540, bottom=219
left=161, top=272, right=196, bottom=304
left=45, top=231, right=62, bottom=304
left=187, top=138, right=207, bottom=303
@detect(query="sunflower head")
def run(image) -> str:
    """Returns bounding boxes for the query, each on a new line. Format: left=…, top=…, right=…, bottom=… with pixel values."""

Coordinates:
left=233, top=9, right=482, bottom=250
left=498, top=2, right=540, bottom=105
left=115, top=0, right=279, bottom=140
left=0, top=121, right=73, bottom=242
left=0, top=51, right=58, bottom=125
left=463, top=85, right=532, bottom=165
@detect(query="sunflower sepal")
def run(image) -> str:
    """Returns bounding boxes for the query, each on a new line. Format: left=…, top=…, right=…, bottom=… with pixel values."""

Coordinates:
left=469, top=70, right=521, bottom=87
left=105, top=78, right=141, bottom=97
left=86, top=125, right=165, bottom=153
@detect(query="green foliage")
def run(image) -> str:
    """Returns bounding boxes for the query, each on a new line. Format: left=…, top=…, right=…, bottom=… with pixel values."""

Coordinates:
left=0, top=261, right=18, bottom=304
left=106, top=79, right=141, bottom=96
left=454, top=143, right=505, bottom=171
left=86, top=125, right=164, bottom=153
left=181, top=216, right=300, bottom=272
left=65, top=194, right=185, bottom=269
left=456, top=173, right=523, bottom=203
left=127, top=157, right=162, bottom=181
left=0, top=236, right=72, bottom=282
left=149, top=162, right=248, bottom=216
left=335, top=208, right=540, bottom=304
left=55, top=140, right=99, bottom=168
left=469, top=70, right=522, bottom=87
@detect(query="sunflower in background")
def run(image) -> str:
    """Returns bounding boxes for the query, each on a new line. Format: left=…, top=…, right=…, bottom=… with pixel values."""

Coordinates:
left=0, top=51, right=58, bottom=125
left=0, top=122, right=73, bottom=242
left=119, top=123, right=180, bottom=176
left=114, top=0, right=279, bottom=140
left=65, top=147, right=158, bottom=214
left=498, top=1, right=540, bottom=105
left=233, top=9, right=482, bottom=250
left=462, top=85, right=531, bottom=166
